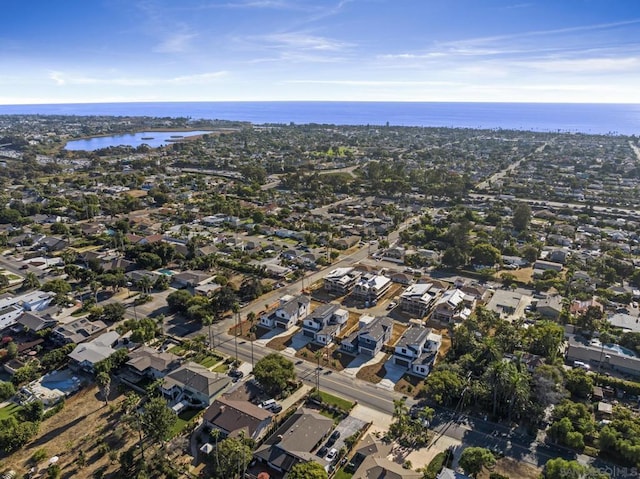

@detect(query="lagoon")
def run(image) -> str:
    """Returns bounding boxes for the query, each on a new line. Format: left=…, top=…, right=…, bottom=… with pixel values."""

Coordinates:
left=64, top=130, right=212, bottom=151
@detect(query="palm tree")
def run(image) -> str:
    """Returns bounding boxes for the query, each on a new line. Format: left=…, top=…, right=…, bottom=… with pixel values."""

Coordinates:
left=203, top=315, right=214, bottom=350
left=96, top=371, right=111, bottom=406
left=22, top=272, right=40, bottom=290
left=232, top=303, right=240, bottom=367
left=247, top=311, right=257, bottom=369
left=210, top=428, right=221, bottom=473
left=137, top=275, right=153, bottom=295
left=90, top=280, right=101, bottom=303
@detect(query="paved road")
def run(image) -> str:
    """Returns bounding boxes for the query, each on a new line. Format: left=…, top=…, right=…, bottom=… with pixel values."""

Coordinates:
left=475, top=142, right=548, bottom=191
left=212, top=331, right=404, bottom=415
left=212, top=332, right=628, bottom=475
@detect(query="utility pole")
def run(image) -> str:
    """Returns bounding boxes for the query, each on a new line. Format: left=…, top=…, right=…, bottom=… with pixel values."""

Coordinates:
left=234, top=308, right=240, bottom=367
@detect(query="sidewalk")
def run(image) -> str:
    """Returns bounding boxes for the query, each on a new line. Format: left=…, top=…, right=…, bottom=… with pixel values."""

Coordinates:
left=279, top=384, right=312, bottom=412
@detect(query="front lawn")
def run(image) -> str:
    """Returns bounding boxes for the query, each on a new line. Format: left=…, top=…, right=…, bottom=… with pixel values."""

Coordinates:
left=169, top=408, right=201, bottom=438
left=318, top=391, right=354, bottom=412
left=334, top=468, right=353, bottom=479
left=192, top=353, right=223, bottom=368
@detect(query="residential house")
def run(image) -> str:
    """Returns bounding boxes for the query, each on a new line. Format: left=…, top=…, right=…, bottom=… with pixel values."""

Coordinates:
left=353, top=457, right=421, bottom=479
left=501, top=255, right=529, bottom=268
left=351, top=434, right=420, bottom=479
left=486, top=290, right=527, bottom=320
left=607, top=313, right=640, bottom=334
left=253, top=407, right=333, bottom=475
left=382, top=246, right=406, bottom=263
left=536, top=295, right=564, bottom=319
left=171, top=270, right=215, bottom=289
left=504, top=352, right=545, bottom=373
left=301, top=302, right=349, bottom=345
left=351, top=434, right=392, bottom=466
left=324, top=267, right=362, bottom=295
left=533, top=260, right=563, bottom=277
left=161, top=361, right=231, bottom=407
left=19, top=291, right=55, bottom=311
left=570, top=297, right=603, bottom=316
left=340, top=316, right=393, bottom=357
left=194, top=283, right=221, bottom=297
left=399, top=283, right=440, bottom=317
left=547, top=248, right=570, bottom=264
left=352, top=273, right=392, bottom=302
left=437, top=468, right=472, bottom=479
left=15, top=310, right=57, bottom=333
left=39, top=236, right=69, bottom=252
left=203, top=395, right=273, bottom=441
left=0, top=305, right=25, bottom=331
left=68, top=331, right=120, bottom=373
left=390, top=272, right=413, bottom=285
left=125, top=346, right=182, bottom=381
left=260, top=294, right=310, bottom=330
left=334, top=235, right=361, bottom=250
left=432, top=289, right=469, bottom=323
left=392, top=326, right=442, bottom=377
left=51, top=318, right=108, bottom=345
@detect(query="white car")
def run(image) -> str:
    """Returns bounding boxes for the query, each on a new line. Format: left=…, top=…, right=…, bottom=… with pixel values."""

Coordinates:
left=325, top=448, right=338, bottom=462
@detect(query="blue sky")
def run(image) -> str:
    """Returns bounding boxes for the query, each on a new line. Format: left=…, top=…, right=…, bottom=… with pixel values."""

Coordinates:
left=1, top=0, right=639, bottom=104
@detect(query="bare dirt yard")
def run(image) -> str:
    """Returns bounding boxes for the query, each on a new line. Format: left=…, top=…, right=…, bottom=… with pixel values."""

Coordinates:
left=3, top=385, right=138, bottom=479
left=477, top=457, right=541, bottom=479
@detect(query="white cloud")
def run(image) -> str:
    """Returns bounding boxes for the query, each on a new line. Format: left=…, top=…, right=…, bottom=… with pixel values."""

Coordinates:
left=259, top=32, right=351, bottom=51
left=47, top=70, right=228, bottom=87
left=284, top=79, right=460, bottom=87
left=515, top=56, right=640, bottom=73
left=153, top=33, right=198, bottom=53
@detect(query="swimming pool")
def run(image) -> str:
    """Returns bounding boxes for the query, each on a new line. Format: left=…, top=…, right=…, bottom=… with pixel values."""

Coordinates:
left=603, top=343, right=637, bottom=357
left=158, top=269, right=175, bottom=276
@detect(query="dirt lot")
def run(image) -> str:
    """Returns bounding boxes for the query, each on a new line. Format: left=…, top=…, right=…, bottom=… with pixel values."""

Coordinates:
left=477, top=457, right=541, bottom=479
left=497, top=266, right=533, bottom=283
left=356, top=354, right=389, bottom=383
left=3, top=385, right=138, bottom=479
left=266, top=329, right=297, bottom=351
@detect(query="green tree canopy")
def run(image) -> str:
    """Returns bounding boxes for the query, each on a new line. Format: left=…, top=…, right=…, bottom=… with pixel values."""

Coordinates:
left=471, top=243, right=501, bottom=266
left=525, top=320, right=564, bottom=360
left=287, top=461, right=328, bottom=479
left=140, top=396, right=177, bottom=444
left=564, top=368, right=593, bottom=399
left=458, top=447, right=495, bottom=478
left=253, top=353, right=296, bottom=397
left=543, top=458, right=586, bottom=479
left=512, top=202, right=531, bottom=231
left=423, top=367, right=465, bottom=407
left=214, top=436, right=253, bottom=479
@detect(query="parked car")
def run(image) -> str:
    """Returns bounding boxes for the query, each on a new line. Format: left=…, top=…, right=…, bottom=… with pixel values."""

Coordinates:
left=317, top=446, right=328, bottom=457
left=259, top=399, right=276, bottom=409
left=326, top=429, right=340, bottom=446
left=325, top=448, right=338, bottom=462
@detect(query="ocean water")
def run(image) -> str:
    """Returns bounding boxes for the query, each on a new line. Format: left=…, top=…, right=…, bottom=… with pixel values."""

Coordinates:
left=1, top=101, right=640, bottom=135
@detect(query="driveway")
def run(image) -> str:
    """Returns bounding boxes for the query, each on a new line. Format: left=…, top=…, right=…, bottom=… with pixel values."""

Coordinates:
left=377, top=358, right=407, bottom=391
left=282, top=330, right=313, bottom=356
left=254, top=327, right=290, bottom=346
left=343, top=351, right=386, bottom=377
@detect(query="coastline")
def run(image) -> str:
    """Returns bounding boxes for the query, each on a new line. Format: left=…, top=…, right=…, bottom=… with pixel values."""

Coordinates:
left=4, top=101, right=639, bottom=136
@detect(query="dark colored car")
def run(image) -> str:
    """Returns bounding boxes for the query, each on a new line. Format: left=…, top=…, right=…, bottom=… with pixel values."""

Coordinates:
left=317, top=446, right=328, bottom=457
